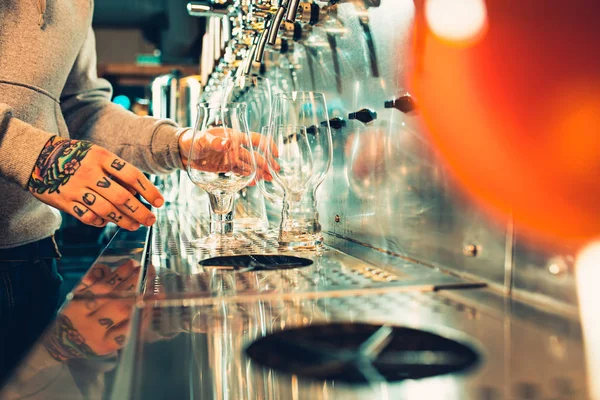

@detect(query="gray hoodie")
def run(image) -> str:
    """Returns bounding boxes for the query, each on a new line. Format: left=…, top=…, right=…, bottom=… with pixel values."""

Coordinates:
left=0, top=1, right=184, bottom=248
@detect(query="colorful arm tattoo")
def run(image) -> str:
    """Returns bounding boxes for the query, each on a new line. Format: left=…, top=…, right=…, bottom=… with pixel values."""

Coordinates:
left=29, top=136, right=93, bottom=195
left=43, top=314, right=97, bottom=362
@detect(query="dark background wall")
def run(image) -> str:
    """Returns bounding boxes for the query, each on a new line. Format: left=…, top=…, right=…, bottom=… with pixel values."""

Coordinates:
left=92, top=0, right=203, bottom=64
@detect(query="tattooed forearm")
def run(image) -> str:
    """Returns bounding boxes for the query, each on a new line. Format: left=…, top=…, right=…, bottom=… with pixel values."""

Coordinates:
left=97, top=176, right=111, bottom=188
left=111, top=159, right=126, bottom=171
left=73, top=205, right=88, bottom=217
left=83, top=192, right=96, bottom=206
left=137, top=178, right=146, bottom=191
left=124, top=198, right=139, bottom=213
left=29, top=136, right=93, bottom=195
left=107, top=211, right=122, bottom=223
left=43, top=314, right=96, bottom=361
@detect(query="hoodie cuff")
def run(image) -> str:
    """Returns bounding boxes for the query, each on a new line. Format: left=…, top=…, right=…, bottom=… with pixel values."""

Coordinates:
left=150, top=122, right=186, bottom=173
left=0, top=109, right=55, bottom=189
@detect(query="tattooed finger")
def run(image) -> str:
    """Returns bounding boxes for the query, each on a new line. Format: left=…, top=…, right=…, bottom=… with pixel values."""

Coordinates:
left=99, top=318, right=114, bottom=329
left=110, top=158, right=126, bottom=171
left=107, top=211, right=123, bottom=223
left=73, top=205, right=88, bottom=217
left=92, top=181, right=155, bottom=228
left=103, top=160, right=163, bottom=208
left=106, top=319, right=132, bottom=347
left=97, top=176, right=111, bottom=188
left=71, top=203, right=104, bottom=227
left=83, top=192, right=96, bottom=206
left=76, top=264, right=111, bottom=293
left=81, top=189, right=141, bottom=231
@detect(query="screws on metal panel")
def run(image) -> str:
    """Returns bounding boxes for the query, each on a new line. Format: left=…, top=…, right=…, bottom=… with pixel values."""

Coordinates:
left=462, top=244, right=479, bottom=257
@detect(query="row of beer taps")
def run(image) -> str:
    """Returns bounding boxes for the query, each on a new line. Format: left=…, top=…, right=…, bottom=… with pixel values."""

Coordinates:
left=187, top=0, right=382, bottom=97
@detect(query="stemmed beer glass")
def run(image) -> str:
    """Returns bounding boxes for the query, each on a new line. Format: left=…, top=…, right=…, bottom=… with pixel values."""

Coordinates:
left=186, top=102, right=257, bottom=250
left=220, top=75, right=279, bottom=232
left=266, top=92, right=333, bottom=247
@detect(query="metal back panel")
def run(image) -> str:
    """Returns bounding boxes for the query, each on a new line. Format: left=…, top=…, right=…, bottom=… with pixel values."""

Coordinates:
left=250, top=0, right=577, bottom=313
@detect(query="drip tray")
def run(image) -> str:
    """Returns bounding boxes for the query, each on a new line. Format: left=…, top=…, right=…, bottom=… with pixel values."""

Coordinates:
left=199, top=255, right=313, bottom=272
left=245, top=322, right=480, bottom=384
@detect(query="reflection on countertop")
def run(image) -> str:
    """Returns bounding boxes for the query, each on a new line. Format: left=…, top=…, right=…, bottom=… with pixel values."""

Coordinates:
left=0, top=207, right=588, bottom=399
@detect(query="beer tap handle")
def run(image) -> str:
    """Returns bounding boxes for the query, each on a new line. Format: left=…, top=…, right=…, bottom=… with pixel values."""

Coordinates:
left=267, top=4, right=287, bottom=45
left=285, top=0, right=301, bottom=22
left=243, top=35, right=259, bottom=75
left=254, top=18, right=271, bottom=63
left=384, top=94, right=417, bottom=114
left=348, top=108, right=377, bottom=124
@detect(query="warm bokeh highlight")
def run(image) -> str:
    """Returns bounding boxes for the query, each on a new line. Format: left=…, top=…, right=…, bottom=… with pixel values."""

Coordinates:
left=409, top=1, right=600, bottom=245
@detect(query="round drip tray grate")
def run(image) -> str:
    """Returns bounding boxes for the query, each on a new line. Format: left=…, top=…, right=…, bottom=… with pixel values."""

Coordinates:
left=199, top=255, right=313, bottom=272
left=246, top=322, right=480, bottom=384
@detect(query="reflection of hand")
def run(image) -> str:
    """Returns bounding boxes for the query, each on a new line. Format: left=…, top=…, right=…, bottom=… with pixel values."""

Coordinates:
left=345, top=131, right=387, bottom=182
left=29, top=136, right=164, bottom=231
left=178, top=127, right=279, bottom=183
left=43, top=260, right=141, bottom=361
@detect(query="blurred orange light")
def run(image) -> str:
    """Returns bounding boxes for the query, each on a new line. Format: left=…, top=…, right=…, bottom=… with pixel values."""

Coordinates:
left=425, top=0, right=487, bottom=45
left=409, top=1, right=600, bottom=246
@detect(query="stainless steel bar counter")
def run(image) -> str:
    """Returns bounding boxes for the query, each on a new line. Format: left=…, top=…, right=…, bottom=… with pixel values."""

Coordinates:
left=0, top=204, right=588, bottom=399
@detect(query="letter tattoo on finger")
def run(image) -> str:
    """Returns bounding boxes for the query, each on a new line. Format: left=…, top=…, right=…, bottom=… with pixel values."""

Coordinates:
left=136, top=178, right=146, bottom=191
left=114, top=335, right=126, bottom=345
left=97, top=177, right=111, bottom=188
left=111, top=159, right=126, bottom=171
left=99, top=318, right=114, bottom=329
left=106, top=274, right=124, bottom=285
left=107, top=212, right=122, bottom=222
left=124, top=199, right=139, bottom=213
left=73, top=205, right=88, bottom=217
left=82, top=290, right=97, bottom=310
left=83, top=192, right=96, bottom=206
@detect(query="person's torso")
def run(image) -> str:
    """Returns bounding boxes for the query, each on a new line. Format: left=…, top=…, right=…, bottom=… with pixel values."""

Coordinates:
left=0, top=1, right=94, bottom=248
left=0, top=0, right=93, bottom=110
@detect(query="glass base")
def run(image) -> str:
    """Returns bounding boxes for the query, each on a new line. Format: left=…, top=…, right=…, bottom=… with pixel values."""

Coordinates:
left=233, top=217, right=270, bottom=232
left=277, top=231, right=323, bottom=251
left=191, top=233, right=253, bottom=251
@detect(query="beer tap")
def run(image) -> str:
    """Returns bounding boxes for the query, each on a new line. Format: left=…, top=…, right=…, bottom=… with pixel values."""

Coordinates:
left=285, top=0, right=301, bottom=22
left=254, top=17, right=272, bottom=63
left=282, top=0, right=325, bottom=25
left=279, top=21, right=311, bottom=42
left=267, top=1, right=288, bottom=45
left=243, top=34, right=260, bottom=74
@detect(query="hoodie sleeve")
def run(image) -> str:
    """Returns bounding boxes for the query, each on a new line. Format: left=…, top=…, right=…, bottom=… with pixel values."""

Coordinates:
left=0, top=104, right=55, bottom=188
left=60, top=26, right=185, bottom=174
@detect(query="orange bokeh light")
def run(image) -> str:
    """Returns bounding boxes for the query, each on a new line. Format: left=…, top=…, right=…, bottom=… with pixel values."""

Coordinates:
left=409, top=1, right=600, bottom=245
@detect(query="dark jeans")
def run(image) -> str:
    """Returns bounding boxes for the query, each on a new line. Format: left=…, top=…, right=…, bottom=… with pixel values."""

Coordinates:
left=0, top=238, right=63, bottom=386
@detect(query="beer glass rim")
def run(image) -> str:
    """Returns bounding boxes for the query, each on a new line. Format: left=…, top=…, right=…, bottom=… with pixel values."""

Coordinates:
left=196, top=101, right=247, bottom=110
left=273, top=91, right=326, bottom=99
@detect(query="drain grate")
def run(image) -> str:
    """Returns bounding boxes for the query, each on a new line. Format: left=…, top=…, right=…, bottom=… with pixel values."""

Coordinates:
left=148, top=208, right=407, bottom=297
left=245, top=322, right=480, bottom=384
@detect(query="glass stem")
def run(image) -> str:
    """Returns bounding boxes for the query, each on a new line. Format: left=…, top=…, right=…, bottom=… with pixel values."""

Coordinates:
left=208, top=193, right=235, bottom=235
left=279, top=192, right=294, bottom=238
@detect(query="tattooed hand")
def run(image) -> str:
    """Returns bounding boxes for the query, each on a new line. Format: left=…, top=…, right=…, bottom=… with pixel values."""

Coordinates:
left=43, top=259, right=141, bottom=360
left=28, top=136, right=164, bottom=230
left=178, top=127, right=278, bottom=183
